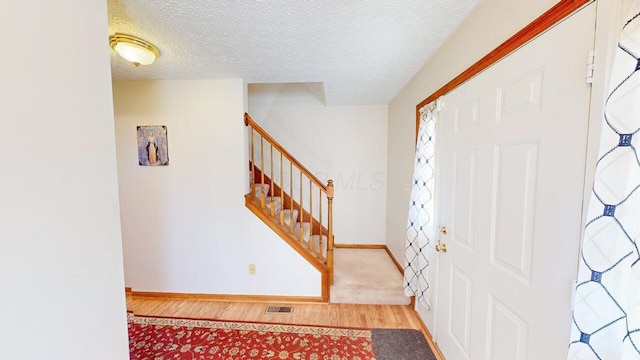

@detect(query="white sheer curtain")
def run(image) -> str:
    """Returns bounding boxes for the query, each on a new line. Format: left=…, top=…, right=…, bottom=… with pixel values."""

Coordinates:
left=568, top=2, right=640, bottom=359
left=403, top=100, right=441, bottom=308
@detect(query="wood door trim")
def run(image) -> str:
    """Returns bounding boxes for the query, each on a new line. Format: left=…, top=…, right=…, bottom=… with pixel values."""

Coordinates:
left=415, top=0, right=591, bottom=136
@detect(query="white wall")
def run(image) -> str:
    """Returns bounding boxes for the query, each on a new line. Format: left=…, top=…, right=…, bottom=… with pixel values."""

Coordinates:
left=385, top=0, right=559, bottom=331
left=113, top=80, right=321, bottom=297
left=0, top=1, right=129, bottom=359
left=248, top=83, right=388, bottom=245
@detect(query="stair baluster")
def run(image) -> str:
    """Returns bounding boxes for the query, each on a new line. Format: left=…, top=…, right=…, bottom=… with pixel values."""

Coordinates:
left=308, top=179, right=313, bottom=252
left=269, top=145, right=274, bottom=216
left=280, top=153, right=284, bottom=225
left=319, top=187, right=323, bottom=258
left=260, top=137, right=265, bottom=208
left=250, top=128, right=255, bottom=189
left=327, top=180, right=334, bottom=284
left=299, top=171, right=304, bottom=242
left=289, top=162, right=294, bottom=233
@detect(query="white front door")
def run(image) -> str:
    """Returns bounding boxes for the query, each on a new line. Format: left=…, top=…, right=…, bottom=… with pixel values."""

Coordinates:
left=434, top=4, right=596, bottom=359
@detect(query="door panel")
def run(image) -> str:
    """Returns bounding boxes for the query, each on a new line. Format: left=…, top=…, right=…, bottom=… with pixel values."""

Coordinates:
left=491, top=142, right=538, bottom=284
left=454, top=99, right=480, bottom=133
left=449, top=264, right=473, bottom=359
left=453, top=149, right=478, bottom=251
left=434, top=4, right=596, bottom=359
left=496, top=68, right=543, bottom=122
left=486, top=296, right=529, bottom=360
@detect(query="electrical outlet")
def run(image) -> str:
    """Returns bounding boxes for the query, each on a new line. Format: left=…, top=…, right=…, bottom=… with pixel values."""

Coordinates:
left=249, top=264, right=256, bottom=275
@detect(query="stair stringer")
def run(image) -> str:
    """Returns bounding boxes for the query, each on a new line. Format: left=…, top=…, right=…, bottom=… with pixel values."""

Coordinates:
left=244, top=194, right=330, bottom=302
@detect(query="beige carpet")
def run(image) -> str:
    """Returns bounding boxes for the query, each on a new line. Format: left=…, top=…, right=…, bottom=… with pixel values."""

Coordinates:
left=330, top=248, right=411, bottom=305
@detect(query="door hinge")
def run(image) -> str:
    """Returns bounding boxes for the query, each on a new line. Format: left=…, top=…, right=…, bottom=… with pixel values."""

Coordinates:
left=586, top=50, right=595, bottom=85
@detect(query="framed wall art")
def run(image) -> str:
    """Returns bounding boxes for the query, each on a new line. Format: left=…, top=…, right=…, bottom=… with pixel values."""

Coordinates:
left=137, top=125, right=169, bottom=166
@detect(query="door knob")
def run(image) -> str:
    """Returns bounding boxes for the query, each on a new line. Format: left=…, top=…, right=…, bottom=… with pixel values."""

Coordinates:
left=436, top=227, right=448, bottom=252
left=435, top=243, right=447, bottom=252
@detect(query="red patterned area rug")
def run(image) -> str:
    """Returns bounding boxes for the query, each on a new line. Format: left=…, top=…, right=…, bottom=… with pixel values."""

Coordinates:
left=128, top=313, right=375, bottom=359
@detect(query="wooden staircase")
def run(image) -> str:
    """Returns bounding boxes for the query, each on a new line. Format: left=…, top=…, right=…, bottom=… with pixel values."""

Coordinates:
left=244, top=113, right=334, bottom=302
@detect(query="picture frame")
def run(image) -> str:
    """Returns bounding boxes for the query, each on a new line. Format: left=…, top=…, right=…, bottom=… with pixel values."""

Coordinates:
left=137, top=125, right=169, bottom=166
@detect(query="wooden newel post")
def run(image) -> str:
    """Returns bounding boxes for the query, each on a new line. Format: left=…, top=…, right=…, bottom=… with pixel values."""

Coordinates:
left=326, top=179, right=335, bottom=284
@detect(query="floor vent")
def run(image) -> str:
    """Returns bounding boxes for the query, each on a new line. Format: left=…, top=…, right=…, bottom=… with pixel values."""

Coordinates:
left=265, top=306, right=293, bottom=314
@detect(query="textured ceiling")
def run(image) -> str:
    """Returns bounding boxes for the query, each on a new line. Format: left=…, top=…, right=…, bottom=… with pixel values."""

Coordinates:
left=108, top=0, right=481, bottom=106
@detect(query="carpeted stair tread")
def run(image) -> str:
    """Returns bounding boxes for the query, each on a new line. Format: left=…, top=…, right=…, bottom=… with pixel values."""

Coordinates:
left=265, top=197, right=282, bottom=214
left=281, top=209, right=299, bottom=226
left=310, top=235, right=328, bottom=258
left=252, top=184, right=283, bottom=214
left=252, top=183, right=270, bottom=198
left=330, top=287, right=410, bottom=305
left=299, top=235, right=328, bottom=260
left=293, top=222, right=311, bottom=241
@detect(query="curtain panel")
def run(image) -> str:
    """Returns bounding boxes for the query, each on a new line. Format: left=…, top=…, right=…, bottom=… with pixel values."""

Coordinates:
left=568, top=2, right=640, bottom=358
left=404, top=100, right=441, bottom=309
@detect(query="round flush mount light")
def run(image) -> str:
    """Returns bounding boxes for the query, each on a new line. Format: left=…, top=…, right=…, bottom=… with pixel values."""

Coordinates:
left=109, top=33, right=159, bottom=67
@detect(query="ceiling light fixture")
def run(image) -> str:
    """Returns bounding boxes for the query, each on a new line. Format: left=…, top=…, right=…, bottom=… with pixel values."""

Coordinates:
left=109, top=33, right=159, bottom=67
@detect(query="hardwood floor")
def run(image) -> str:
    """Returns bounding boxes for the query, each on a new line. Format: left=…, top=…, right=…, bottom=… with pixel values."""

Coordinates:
left=126, top=294, right=423, bottom=330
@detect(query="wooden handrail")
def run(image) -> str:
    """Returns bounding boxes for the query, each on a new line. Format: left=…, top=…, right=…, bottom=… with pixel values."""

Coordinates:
left=245, top=113, right=327, bottom=191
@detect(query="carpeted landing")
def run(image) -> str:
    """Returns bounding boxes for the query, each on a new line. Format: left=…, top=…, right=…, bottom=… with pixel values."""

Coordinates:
left=330, top=248, right=411, bottom=305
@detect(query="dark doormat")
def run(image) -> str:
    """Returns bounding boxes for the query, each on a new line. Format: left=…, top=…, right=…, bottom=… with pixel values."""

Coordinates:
left=371, top=328, right=437, bottom=360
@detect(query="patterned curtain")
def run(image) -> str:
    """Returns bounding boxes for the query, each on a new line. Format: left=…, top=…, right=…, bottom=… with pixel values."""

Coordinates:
left=404, top=100, right=440, bottom=308
left=568, top=3, right=640, bottom=359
